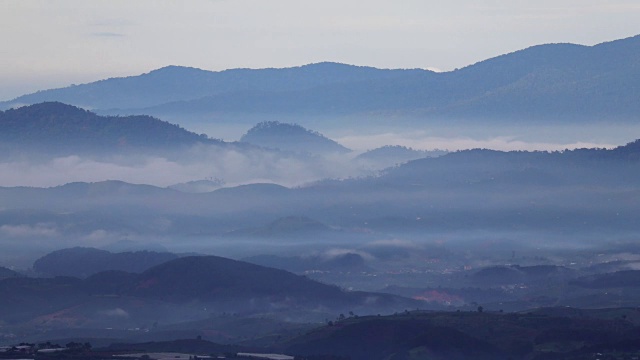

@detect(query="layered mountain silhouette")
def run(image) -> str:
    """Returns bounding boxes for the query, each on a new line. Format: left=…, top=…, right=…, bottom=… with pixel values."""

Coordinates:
left=2, top=35, right=639, bottom=123
left=1, top=139, right=640, bottom=239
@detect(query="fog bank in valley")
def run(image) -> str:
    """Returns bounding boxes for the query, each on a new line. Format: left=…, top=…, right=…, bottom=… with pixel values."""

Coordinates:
left=0, top=145, right=361, bottom=188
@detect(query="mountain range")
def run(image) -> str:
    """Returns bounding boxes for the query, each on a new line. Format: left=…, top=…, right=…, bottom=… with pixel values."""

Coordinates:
left=2, top=35, right=640, bottom=126
left=1, top=139, right=640, bottom=240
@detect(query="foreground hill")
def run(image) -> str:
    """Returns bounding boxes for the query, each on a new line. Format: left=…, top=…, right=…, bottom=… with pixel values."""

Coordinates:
left=281, top=309, right=640, bottom=360
left=3, top=35, right=640, bottom=124
left=0, top=255, right=420, bottom=329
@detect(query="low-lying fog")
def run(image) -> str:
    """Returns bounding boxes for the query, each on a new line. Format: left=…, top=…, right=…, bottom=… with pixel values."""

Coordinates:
left=1, top=123, right=635, bottom=188
left=0, top=146, right=359, bottom=188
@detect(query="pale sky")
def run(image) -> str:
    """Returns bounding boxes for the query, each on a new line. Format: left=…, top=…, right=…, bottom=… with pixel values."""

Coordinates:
left=2, top=0, right=640, bottom=100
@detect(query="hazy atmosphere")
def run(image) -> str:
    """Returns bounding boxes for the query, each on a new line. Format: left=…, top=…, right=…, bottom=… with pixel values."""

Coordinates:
left=2, top=2, right=640, bottom=360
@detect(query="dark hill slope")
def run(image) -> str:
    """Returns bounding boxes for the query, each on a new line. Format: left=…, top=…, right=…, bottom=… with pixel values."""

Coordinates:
left=282, top=310, right=640, bottom=360
left=130, top=256, right=420, bottom=312
left=284, top=316, right=502, bottom=360
left=0, top=256, right=421, bottom=325
left=240, top=121, right=350, bottom=154
left=571, top=270, right=640, bottom=288
left=129, top=255, right=347, bottom=304
left=0, top=102, right=215, bottom=155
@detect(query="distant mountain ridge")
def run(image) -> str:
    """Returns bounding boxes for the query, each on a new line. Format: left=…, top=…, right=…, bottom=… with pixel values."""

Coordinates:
left=2, top=62, right=423, bottom=110
left=2, top=35, right=640, bottom=124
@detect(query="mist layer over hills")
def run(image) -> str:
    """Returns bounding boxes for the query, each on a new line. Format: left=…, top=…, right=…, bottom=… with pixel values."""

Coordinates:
left=0, top=103, right=376, bottom=188
left=1, top=137, right=639, bottom=271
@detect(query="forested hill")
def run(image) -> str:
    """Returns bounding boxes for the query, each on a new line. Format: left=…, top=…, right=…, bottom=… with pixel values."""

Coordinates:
left=240, top=121, right=350, bottom=154
left=0, top=102, right=217, bottom=154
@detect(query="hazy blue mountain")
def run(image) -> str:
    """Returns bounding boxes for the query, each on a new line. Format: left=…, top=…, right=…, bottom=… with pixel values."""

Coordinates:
left=3, top=36, right=638, bottom=124
left=0, top=102, right=216, bottom=156
left=240, top=121, right=350, bottom=154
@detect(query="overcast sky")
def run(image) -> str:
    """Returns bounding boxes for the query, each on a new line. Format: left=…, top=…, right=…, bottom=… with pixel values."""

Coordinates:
left=2, top=0, right=640, bottom=100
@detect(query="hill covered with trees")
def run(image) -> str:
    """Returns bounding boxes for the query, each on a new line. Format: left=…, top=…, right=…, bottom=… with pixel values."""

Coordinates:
left=0, top=102, right=217, bottom=157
